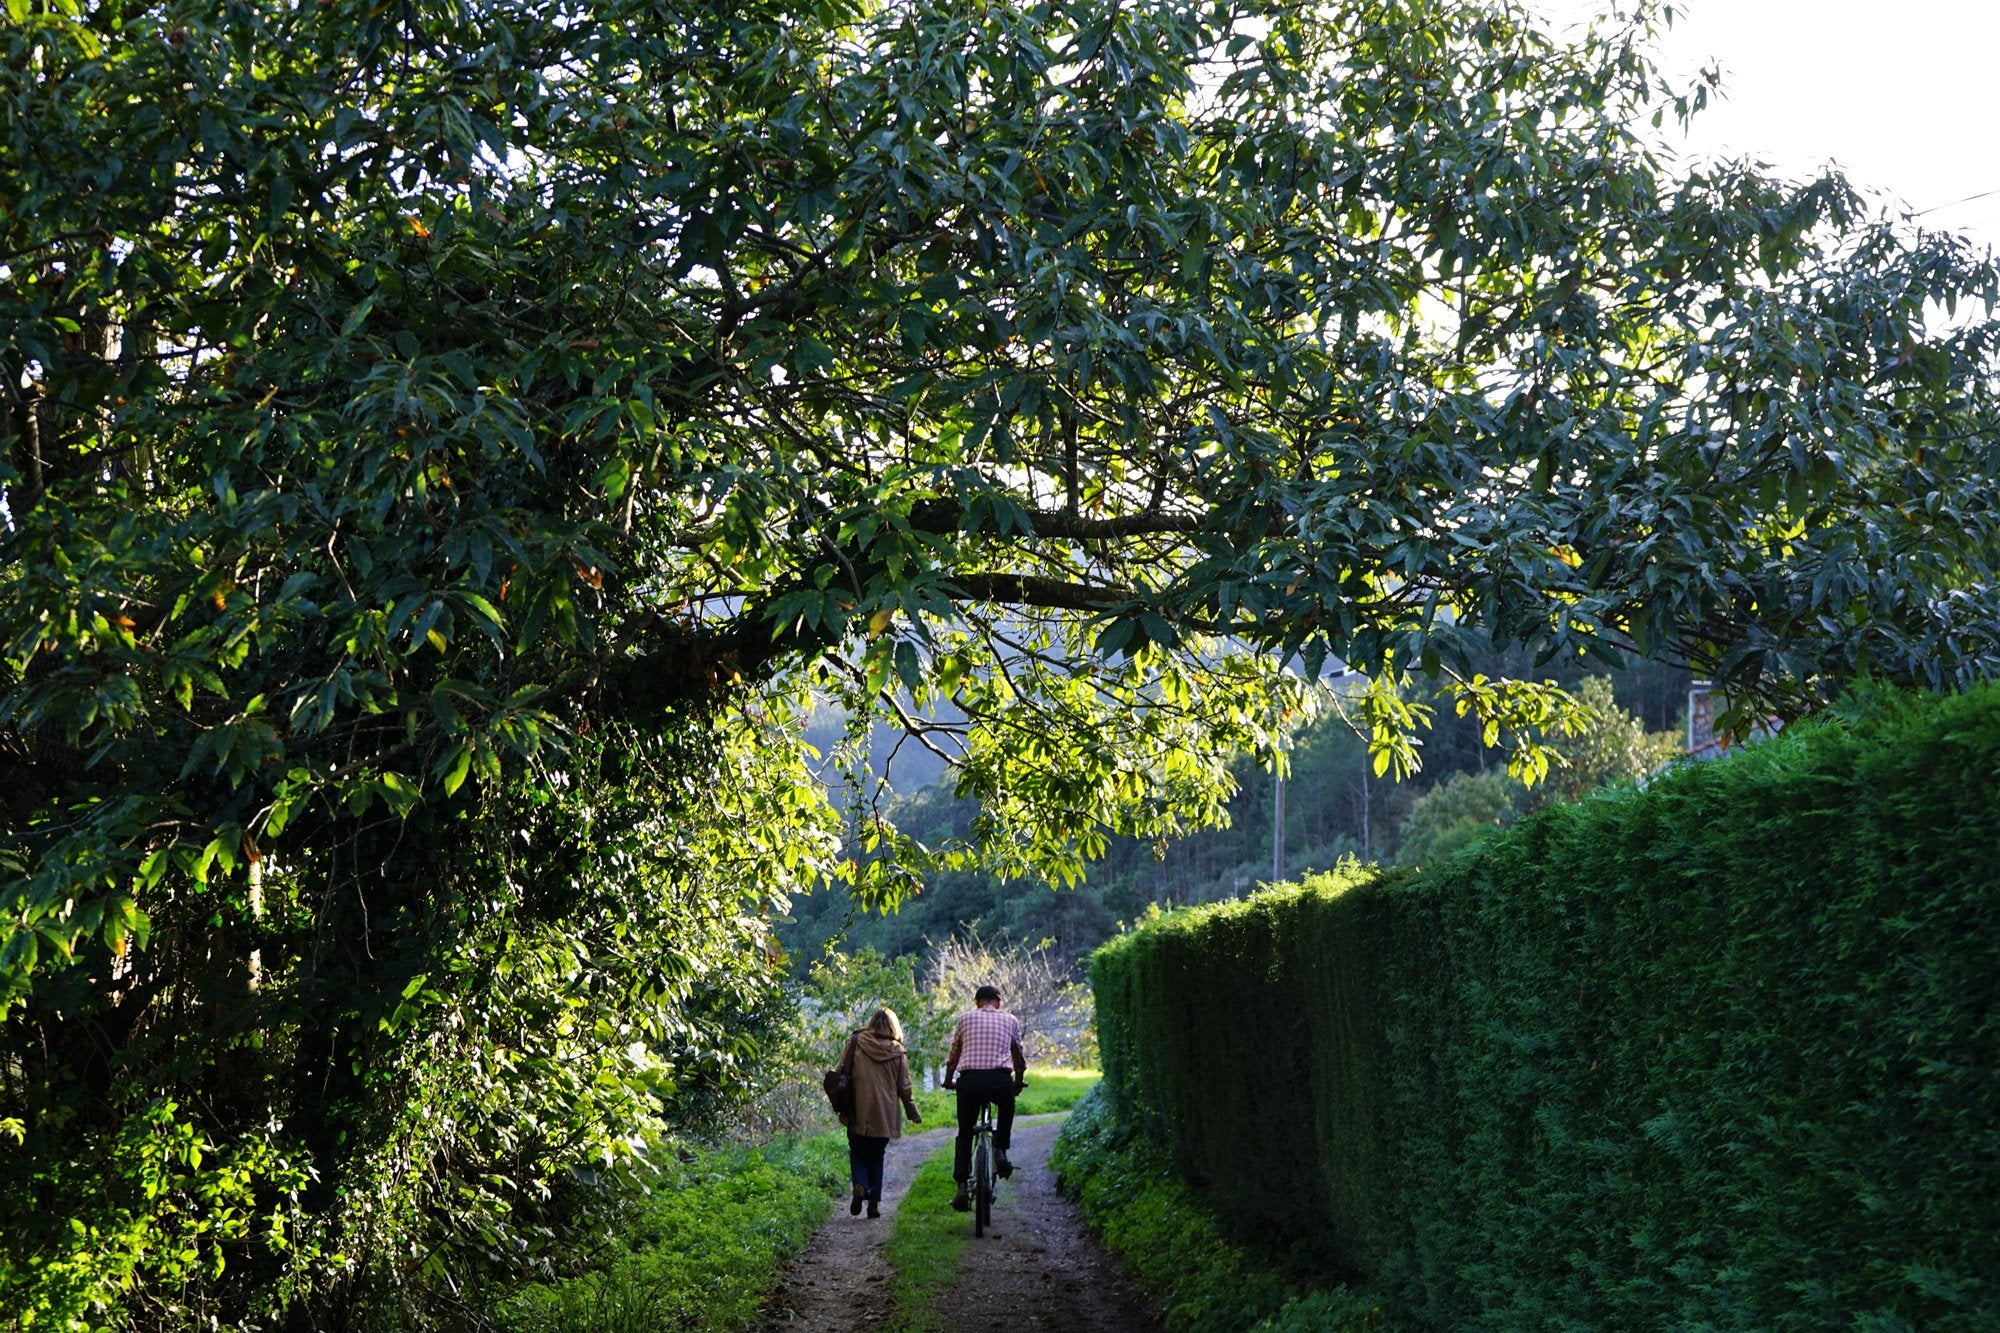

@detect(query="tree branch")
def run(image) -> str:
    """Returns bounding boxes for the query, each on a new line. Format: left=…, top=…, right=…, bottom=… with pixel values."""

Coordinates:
left=906, top=497, right=1205, bottom=540
left=944, top=572, right=1138, bottom=611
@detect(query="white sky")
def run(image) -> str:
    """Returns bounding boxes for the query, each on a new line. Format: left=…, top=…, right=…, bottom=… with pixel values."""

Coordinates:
left=1536, top=0, right=2000, bottom=250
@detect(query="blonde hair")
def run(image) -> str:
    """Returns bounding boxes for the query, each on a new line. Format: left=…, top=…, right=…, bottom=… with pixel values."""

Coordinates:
left=866, top=1007, right=904, bottom=1045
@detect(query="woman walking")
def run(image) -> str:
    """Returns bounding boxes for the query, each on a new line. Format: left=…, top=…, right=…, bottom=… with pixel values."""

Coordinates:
left=838, top=1007, right=922, bottom=1218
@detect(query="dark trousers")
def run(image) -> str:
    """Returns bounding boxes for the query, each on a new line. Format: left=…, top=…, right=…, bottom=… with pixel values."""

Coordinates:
left=952, top=1068, right=1016, bottom=1183
left=848, top=1132, right=888, bottom=1204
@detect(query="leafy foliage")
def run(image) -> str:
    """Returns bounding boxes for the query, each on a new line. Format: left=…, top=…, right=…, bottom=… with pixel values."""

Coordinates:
left=0, top=712, right=832, bottom=1328
left=1392, top=768, right=1525, bottom=866
left=1088, top=684, right=2000, bottom=1327
left=809, top=946, right=952, bottom=1065
left=798, top=668, right=1679, bottom=960
left=1533, top=673, right=1682, bottom=803
left=5, top=0, right=1999, bottom=1322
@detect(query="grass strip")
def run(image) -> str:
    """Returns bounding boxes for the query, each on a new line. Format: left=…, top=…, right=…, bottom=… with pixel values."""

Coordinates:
left=881, top=1143, right=970, bottom=1333
left=885, top=1069, right=1100, bottom=1330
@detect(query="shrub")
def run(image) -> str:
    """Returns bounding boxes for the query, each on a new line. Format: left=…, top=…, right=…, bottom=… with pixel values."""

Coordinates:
left=922, top=929, right=1097, bottom=1068
left=1392, top=768, right=1524, bottom=867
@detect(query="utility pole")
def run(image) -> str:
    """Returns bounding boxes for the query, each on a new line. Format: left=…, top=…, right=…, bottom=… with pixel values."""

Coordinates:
left=1358, top=761, right=1371, bottom=862
left=1272, top=769, right=1286, bottom=882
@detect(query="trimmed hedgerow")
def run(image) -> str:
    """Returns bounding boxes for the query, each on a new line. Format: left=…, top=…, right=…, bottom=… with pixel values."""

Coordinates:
left=1089, top=860, right=1400, bottom=1274
left=1081, top=685, right=2000, bottom=1329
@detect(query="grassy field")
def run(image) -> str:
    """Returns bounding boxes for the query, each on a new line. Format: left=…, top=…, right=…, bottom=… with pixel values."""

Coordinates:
left=910, top=1065, right=1101, bottom=1124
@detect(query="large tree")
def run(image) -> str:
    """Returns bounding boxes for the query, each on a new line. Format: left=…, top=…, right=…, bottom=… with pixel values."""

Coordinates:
left=4, top=0, right=1997, bottom=1324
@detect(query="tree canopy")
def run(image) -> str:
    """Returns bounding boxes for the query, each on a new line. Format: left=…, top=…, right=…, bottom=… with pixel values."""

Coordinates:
left=5, top=0, right=1998, bottom=1324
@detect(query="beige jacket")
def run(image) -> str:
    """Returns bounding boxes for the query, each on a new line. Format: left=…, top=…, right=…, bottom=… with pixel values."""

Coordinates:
left=840, top=1029, right=915, bottom=1139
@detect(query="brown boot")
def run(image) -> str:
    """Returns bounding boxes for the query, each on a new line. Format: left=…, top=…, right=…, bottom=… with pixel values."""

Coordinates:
left=866, top=1201, right=881, bottom=1219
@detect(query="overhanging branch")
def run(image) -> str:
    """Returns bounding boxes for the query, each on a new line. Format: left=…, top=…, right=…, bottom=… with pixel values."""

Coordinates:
left=944, top=572, right=1139, bottom=611
left=906, top=498, right=1206, bottom=541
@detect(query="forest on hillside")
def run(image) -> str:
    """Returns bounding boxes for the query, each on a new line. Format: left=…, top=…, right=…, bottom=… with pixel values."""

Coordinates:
left=785, top=657, right=1689, bottom=966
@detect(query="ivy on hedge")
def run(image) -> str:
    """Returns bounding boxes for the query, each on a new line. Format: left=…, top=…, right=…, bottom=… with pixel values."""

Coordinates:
left=1083, top=686, right=2000, bottom=1329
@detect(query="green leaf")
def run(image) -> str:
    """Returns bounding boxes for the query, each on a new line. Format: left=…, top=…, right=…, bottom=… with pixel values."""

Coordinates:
left=439, top=747, right=473, bottom=797
left=792, top=338, right=836, bottom=375
left=340, top=291, right=381, bottom=337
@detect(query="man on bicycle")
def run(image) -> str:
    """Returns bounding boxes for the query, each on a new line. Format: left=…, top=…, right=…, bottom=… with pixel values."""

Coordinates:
left=942, top=983, right=1026, bottom=1211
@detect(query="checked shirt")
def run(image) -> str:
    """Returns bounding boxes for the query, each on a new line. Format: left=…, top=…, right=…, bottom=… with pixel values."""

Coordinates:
left=948, top=1006, right=1023, bottom=1071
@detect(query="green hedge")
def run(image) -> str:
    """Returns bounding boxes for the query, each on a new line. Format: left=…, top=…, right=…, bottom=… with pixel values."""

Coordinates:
left=1083, top=686, right=2000, bottom=1328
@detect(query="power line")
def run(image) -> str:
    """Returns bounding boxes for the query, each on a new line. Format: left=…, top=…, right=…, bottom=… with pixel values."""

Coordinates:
left=1915, top=186, right=2000, bottom=217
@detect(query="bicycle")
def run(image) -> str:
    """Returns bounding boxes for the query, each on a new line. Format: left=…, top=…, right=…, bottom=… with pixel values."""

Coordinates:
left=947, top=1072, right=1023, bottom=1237
left=968, top=1098, right=998, bottom=1237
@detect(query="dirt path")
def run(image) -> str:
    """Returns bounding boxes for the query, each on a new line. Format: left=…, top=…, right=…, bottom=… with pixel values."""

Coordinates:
left=757, top=1124, right=947, bottom=1331
left=932, top=1117, right=1163, bottom=1333
left=758, top=1114, right=1161, bottom=1332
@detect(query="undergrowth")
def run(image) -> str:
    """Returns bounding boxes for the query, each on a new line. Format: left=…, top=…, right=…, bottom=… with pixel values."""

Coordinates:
left=494, top=1133, right=844, bottom=1332
left=1050, top=1086, right=1383, bottom=1333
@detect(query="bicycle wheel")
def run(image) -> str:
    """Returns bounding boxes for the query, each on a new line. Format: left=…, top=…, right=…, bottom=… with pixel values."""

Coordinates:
left=972, top=1139, right=993, bottom=1237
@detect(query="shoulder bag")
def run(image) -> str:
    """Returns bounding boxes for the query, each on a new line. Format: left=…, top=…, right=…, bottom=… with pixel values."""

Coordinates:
left=821, top=1034, right=856, bottom=1115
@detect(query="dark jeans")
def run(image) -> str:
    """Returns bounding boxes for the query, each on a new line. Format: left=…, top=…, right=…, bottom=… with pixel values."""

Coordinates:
left=848, top=1132, right=889, bottom=1203
left=952, top=1068, right=1016, bottom=1183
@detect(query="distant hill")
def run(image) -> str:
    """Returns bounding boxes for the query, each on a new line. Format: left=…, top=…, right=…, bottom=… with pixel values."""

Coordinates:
left=783, top=657, right=1690, bottom=972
